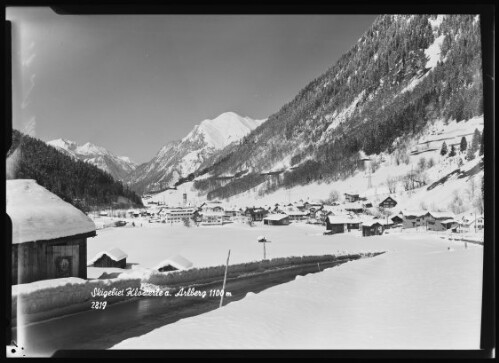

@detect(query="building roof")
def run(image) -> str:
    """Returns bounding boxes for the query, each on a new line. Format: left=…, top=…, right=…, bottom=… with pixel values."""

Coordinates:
left=202, top=211, right=225, bottom=217
left=7, top=179, right=96, bottom=244
left=327, top=215, right=360, bottom=224
left=362, top=220, right=383, bottom=227
left=439, top=218, right=457, bottom=224
left=155, top=254, right=193, bottom=271
left=343, top=202, right=364, bottom=210
left=88, top=248, right=128, bottom=265
left=380, top=196, right=397, bottom=204
left=426, top=211, right=455, bottom=220
left=264, top=214, right=289, bottom=221
left=401, top=210, right=427, bottom=218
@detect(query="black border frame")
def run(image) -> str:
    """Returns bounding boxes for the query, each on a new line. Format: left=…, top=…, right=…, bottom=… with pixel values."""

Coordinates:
left=2, top=1, right=495, bottom=359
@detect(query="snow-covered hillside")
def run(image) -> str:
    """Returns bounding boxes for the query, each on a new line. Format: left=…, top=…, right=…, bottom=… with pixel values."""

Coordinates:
left=125, top=112, right=266, bottom=194
left=47, top=139, right=137, bottom=181
left=147, top=116, right=484, bottom=217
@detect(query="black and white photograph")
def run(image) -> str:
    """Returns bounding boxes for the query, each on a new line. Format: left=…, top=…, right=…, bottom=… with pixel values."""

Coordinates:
left=4, top=4, right=495, bottom=358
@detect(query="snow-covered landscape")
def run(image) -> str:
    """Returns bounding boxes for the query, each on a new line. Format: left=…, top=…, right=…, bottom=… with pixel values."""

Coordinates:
left=7, top=11, right=491, bottom=357
left=111, top=228, right=482, bottom=350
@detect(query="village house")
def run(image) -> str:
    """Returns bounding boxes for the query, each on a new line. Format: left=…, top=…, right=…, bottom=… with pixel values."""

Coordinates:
left=362, top=221, right=385, bottom=237
left=458, top=213, right=484, bottom=232
left=424, top=211, right=458, bottom=231
left=390, top=214, right=404, bottom=226
left=263, top=214, right=290, bottom=226
left=325, top=215, right=361, bottom=234
left=201, top=211, right=225, bottom=225
left=155, top=254, right=193, bottom=272
left=88, top=248, right=128, bottom=268
left=163, top=207, right=196, bottom=224
left=245, top=207, right=268, bottom=222
left=400, top=210, right=428, bottom=229
left=344, top=193, right=360, bottom=203
left=379, top=196, right=398, bottom=209
left=343, top=201, right=364, bottom=214
left=8, top=180, right=96, bottom=285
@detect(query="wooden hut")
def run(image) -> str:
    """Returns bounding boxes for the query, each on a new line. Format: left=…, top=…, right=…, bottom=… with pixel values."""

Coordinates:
left=155, top=255, right=193, bottom=272
left=362, top=221, right=384, bottom=236
left=8, top=180, right=96, bottom=285
left=325, top=215, right=353, bottom=234
left=88, top=248, right=128, bottom=268
left=263, top=214, right=290, bottom=225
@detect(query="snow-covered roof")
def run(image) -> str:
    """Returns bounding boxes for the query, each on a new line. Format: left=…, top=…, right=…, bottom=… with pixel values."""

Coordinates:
left=264, top=214, right=289, bottom=221
left=401, top=210, right=427, bottom=218
left=439, top=219, right=457, bottom=224
left=88, top=248, right=128, bottom=265
left=361, top=220, right=383, bottom=227
left=202, top=212, right=225, bottom=217
left=426, top=211, right=455, bottom=220
left=327, top=215, right=360, bottom=224
left=343, top=202, right=364, bottom=210
left=285, top=211, right=309, bottom=216
left=155, top=254, right=193, bottom=271
left=7, top=179, right=96, bottom=244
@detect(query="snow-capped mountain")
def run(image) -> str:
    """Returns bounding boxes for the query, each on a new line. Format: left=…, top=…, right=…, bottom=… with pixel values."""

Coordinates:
left=183, top=15, right=483, bottom=201
left=47, top=139, right=138, bottom=181
left=125, top=112, right=266, bottom=194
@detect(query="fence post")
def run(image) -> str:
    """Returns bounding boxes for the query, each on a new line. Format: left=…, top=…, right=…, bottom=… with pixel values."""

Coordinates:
left=219, top=249, right=231, bottom=308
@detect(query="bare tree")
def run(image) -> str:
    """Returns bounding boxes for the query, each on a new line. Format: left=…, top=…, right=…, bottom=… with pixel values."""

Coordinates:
left=386, top=176, right=397, bottom=193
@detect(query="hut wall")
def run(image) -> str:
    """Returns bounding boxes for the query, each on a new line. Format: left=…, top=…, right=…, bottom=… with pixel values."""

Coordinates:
left=12, top=237, right=86, bottom=285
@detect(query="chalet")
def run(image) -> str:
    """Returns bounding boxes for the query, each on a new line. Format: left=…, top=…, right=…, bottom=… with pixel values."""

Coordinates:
left=245, top=207, right=267, bottom=222
left=263, top=214, right=290, bottom=226
left=343, top=202, right=364, bottom=213
left=155, top=255, right=193, bottom=272
left=362, top=221, right=384, bottom=236
left=286, top=211, right=310, bottom=221
left=400, top=210, right=427, bottom=228
left=283, top=204, right=309, bottom=221
left=199, top=201, right=224, bottom=213
left=379, top=196, right=398, bottom=209
left=325, top=215, right=361, bottom=234
left=201, top=212, right=224, bottom=225
left=88, top=248, right=128, bottom=268
left=8, top=180, right=96, bottom=285
left=424, top=211, right=457, bottom=231
left=458, top=213, right=484, bottom=232
left=391, top=215, right=404, bottom=226
left=344, top=193, right=360, bottom=203
left=163, top=208, right=196, bottom=223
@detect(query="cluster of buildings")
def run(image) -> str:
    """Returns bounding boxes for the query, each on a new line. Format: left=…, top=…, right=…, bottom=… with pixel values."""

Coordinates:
left=8, top=180, right=484, bottom=286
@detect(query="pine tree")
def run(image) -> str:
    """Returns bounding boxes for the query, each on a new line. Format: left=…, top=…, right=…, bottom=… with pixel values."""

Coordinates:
left=449, top=144, right=456, bottom=157
left=466, top=142, right=476, bottom=161
left=440, top=141, right=448, bottom=156
left=460, top=136, right=468, bottom=152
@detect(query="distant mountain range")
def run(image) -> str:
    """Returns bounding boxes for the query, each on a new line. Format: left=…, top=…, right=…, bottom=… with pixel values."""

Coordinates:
left=43, top=15, right=483, bottom=203
left=47, top=139, right=138, bottom=181
left=123, top=112, right=266, bottom=194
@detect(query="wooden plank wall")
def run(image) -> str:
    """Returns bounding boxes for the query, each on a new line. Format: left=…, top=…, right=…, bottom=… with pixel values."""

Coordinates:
left=12, top=238, right=87, bottom=284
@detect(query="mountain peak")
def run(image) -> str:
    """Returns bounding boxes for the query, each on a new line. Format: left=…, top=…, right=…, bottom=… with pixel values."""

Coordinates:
left=194, top=112, right=265, bottom=149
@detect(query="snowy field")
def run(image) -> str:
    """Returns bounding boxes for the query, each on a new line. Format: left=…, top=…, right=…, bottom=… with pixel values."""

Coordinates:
left=87, top=222, right=387, bottom=280
left=110, top=228, right=483, bottom=350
